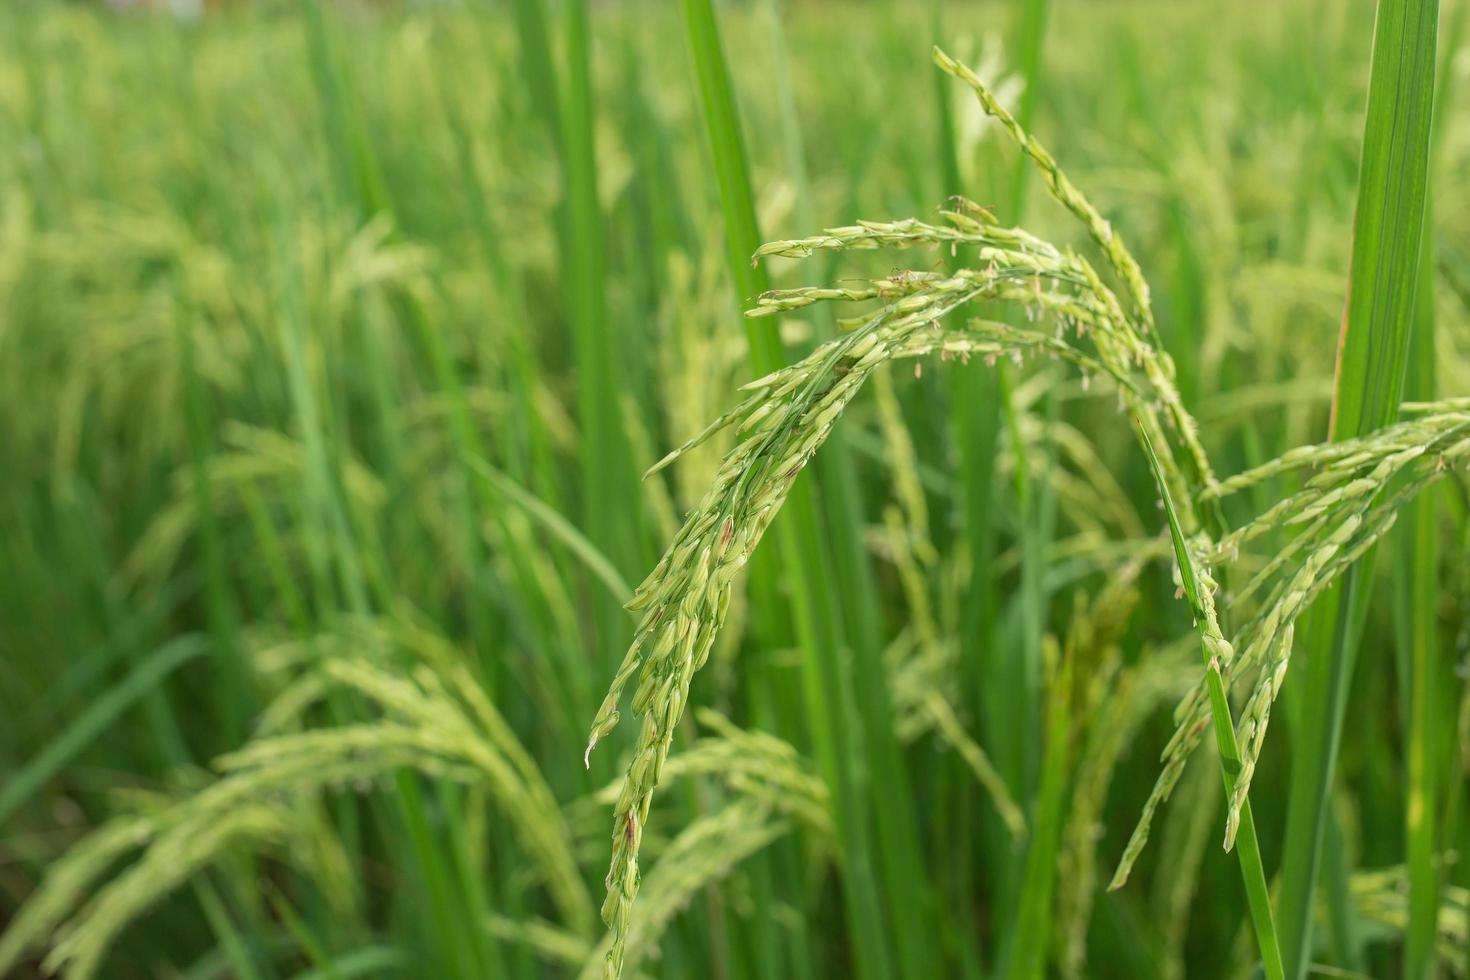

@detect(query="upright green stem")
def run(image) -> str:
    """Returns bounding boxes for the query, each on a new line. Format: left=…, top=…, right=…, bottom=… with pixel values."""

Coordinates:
left=994, top=2, right=1054, bottom=935
left=562, top=0, right=649, bottom=591
left=1001, top=0, right=1052, bottom=820
left=999, top=632, right=1070, bottom=980
left=177, top=286, right=246, bottom=751
left=678, top=0, right=903, bottom=974
left=760, top=2, right=940, bottom=974
left=1278, top=1, right=1439, bottom=976
left=1398, top=3, right=1464, bottom=972
left=1139, top=426, right=1285, bottom=980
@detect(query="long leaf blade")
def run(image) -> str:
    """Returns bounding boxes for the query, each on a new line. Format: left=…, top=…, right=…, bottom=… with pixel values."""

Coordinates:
left=1279, top=1, right=1440, bottom=976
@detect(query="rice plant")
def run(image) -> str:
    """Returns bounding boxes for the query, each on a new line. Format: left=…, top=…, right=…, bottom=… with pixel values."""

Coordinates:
left=582, top=46, right=1465, bottom=979
left=2, top=2, right=1468, bottom=980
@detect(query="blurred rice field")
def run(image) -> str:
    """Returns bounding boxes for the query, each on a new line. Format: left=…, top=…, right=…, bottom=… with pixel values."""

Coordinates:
left=2, top=0, right=1470, bottom=977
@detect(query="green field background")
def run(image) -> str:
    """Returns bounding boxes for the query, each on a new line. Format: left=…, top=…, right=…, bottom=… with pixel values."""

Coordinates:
left=2, top=1, right=1469, bottom=978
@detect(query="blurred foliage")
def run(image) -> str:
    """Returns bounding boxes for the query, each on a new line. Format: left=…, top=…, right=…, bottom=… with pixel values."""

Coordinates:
left=0, top=1, right=1468, bottom=978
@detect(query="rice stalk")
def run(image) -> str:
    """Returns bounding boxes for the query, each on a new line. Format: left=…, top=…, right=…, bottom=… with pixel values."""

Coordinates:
left=584, top=44, right=1470, bottom=976
left=1278, top=1, right=1442, bottom=971
left=1056, top=573, right=1144, bottom=979
left=678, top=0, right=929, bottom=973
left=578, top=798, right=791, bottom=980
left=1123, top=408, right=1470, bottom=871
left=1131, top=422, right=1285, bottom=978
left=0, top=626, right=594, bottom=977
left=1400, top=5, right=1466, bottom=973
left=587, top=49, right=1253, bottom=976
left=7, top=10, right=1468, bottom=980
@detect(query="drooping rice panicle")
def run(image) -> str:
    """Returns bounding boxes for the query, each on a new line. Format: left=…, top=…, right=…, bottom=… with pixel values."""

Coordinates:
left=585, top=52, right=1470, bottom=976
